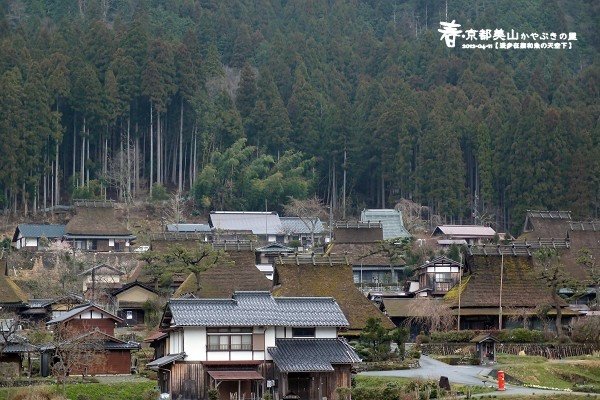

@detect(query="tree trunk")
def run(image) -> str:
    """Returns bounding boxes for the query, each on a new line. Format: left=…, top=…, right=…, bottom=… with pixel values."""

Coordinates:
left=157, top=112, right=161, bottom=186
left=86, top=128, right=90, bottom=187
left=55, top=142, right=59, bottom=205
left=553, top=289, right=563, bottom=337
left=127, top=114, right=131, bottom=201
left=72, top=115, right=76, bottom=186
left=178, top=97, right=184, bottom=193
left=80, top=117, right=86, bottom=188
left=150, top=101, right=154, bottom=196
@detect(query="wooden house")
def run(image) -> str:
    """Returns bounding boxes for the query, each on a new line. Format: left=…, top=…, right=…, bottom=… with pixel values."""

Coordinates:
left=0, top=331, right=37, bottom=377
left=63, top=200, right=136, bottom=252
left=43, top=303, right=139, bottom=375
left=111, top=282, right=159, bottom=326
left=415, top=256, right=463, bottom=297
left=280, top=217, right=325, bottom=247
left=173, top=249, right=272, bottom=298
left=21, top=294, right=87, bottom=323
left=446, top=252, right=579, bottom=330
left=272, top=255, right=395, bottom=336
left=12, top=224, right=65, bottom=250
left=147, top=291, right=360, bottom=400
left=0, top=273, right=29, bottom=313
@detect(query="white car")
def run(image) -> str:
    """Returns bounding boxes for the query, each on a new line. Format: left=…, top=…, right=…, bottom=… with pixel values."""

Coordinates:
left=133, top=245, right=150, bottom=253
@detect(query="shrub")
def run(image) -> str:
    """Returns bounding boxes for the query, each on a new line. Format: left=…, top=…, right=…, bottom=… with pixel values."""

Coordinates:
left=571, top=316, right=600, bottom=345
left=208, top=388, right=219, bottom=400
left=415, top=333, right=430, bottom=344
left=430, top=330, right=477, bottom=343
left=151, top=184, right=169, bottom=201
left=336, top=387, right=352, bottom=400
left=501, top=328, right=545, bottom=343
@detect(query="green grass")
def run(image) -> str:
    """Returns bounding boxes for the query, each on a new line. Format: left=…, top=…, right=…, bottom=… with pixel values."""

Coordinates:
left=353, top=375, right=495, bottom=395
left=496, top=353, right=600, bottom=392
left=0, top=381, right=157, bottom=400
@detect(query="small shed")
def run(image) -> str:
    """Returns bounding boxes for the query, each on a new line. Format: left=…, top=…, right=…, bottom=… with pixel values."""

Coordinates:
left=470, top=333, right=499, bottom=364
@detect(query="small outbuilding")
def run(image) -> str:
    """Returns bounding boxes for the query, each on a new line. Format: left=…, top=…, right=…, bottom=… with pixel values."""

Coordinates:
left=470, top=333, right=499, bottom=365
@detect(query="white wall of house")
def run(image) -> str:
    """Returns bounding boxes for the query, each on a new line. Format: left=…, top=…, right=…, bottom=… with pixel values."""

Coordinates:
left=25, top=237, right=38, bottom=247
left=315, top=327, right=337, bottom=338
left=183, top=327, right=206, bottom=361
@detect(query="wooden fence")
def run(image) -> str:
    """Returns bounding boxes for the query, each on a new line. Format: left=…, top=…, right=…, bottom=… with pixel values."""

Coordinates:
left=422, top=342, right=598, bottom=359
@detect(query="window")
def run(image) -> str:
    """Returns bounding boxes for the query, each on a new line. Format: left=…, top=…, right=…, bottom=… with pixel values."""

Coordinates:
left=292, top=327, right=315, bottom=338
left=126, top=311, right=133, bottom=320
left=207, top=327, right=253, bottom=351
left=435, top=273, right=451, bottom=283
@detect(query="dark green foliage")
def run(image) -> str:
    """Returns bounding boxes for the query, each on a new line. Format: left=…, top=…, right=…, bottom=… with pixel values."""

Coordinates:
left=358, top=318, right=391, bottom=362
left=0, top=1, right=596, bottom=230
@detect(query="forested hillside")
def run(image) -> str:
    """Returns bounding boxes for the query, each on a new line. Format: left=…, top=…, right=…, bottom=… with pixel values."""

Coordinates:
left=0, top=0, right=598, bottom=233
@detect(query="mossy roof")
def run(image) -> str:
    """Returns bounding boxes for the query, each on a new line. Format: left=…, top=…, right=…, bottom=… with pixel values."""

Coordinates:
left=173, top=251, right=272, bottom=298
left=0, top=274, right=28, bottom=305
left=446, top=255, right=564, bottom=309
left=65, top=206, right=132, bottom=236
left=272, top=262, right=395, bottom=331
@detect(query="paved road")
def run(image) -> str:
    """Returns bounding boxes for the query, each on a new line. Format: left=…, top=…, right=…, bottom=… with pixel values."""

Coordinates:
left=359, top=355, right=599, bottom=397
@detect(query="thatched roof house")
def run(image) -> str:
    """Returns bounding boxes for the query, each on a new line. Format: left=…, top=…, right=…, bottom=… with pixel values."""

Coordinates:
left=0, top=274, right=28, bottom=310
left=445, top=255, right=578, bottom=330
left=64, top=200, right=136, bottom=252
left=173, top=250, right=272, bottom=298
left=272, top=255, right=395, bottom=335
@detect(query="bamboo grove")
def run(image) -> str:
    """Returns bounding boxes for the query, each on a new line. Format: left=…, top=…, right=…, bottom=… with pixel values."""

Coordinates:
left=0, top=0, right=597, bottom=234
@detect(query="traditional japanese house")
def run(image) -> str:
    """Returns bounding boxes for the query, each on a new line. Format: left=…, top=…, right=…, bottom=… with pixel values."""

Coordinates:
left=432, top=225, right=496, bottom=245
left=43, top=303, right=139, bottom=375
left=415, top=256, right=463, bottom=297
left=78, top=263, right=124, bottom=294
left=111, top=281, right=159, bottom=326
left=446, top=249, right=579, bottom=330
left=0, top=330, right=37, bottom=377
left=360, top=209, right=411, bottom=240
left=210, top=211, right=284, bottom=243
left=0, top=273, right=28, bottom=314
left=12, top=224, right=66, bottom=250
left=272, top=254, right=395, bottom=336
left=63, top=200, right=136, bottom=252
left=280, top=216, right=325, bottom=247
left=173, top=248, right=272, bottom=298
left=21, top=294, right=87, bottom=323
left=147, top=291, right=360, bottom=400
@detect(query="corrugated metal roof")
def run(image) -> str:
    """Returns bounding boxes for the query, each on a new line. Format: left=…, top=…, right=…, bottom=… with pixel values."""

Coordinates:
left=433, top=225, right=496, bottom=237
left=166, top=223, right=212, bottom=233
left=268, top=338, right=361, bottom=372
left=210, top=212, right=283, bottom=235
left=164, top=291, right=349, bottom=327
left=147, top=353, right=186, bottom=369
left=360, top=209, right=411, bottom=239
left=280, top=217, right=324, bottom=235
left=15, top=224, right=65, bottom=239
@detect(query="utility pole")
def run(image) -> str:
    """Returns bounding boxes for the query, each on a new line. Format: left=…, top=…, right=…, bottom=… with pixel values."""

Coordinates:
left=499, top=253, right=504, bottom=329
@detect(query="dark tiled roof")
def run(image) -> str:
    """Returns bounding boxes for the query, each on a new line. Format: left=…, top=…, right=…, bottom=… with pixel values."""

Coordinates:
left=163, top=291, right=349, bottom=328
left=46, top=304, right=122, bottom=325
left=449, top=255, right=565, bottom=309
left=111, top=281, right=157, bottom=296
left=268, top=338, right=361, bottom=372
left=272, top=262, right=395, bottom=331
left=13, top=224, right=65, bottom=240
left=147, top=353, right=186, bottom=369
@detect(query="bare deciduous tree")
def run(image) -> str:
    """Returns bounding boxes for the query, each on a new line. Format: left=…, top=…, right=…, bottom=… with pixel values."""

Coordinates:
left=405, top=299, right=455, bottom=333
left=283, top=196, right=327, bottom=247
left=50, top=326, right=107, bottom=384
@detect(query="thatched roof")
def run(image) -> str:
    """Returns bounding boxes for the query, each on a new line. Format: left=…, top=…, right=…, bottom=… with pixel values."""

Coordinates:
left=0, top=274, right=28, bottom=306
left=447, top=255, right=564, bottom=309
left=327, top=242, right=402, bottom=266
left=173, top=251, right=272, bottom=298
left=65, top=204, right=132, bottom=236
left=333, top=221, right=384, bottom=243
left=520, top=210, right=572, bottom=240
left=272, top=259, right=395, bottom=333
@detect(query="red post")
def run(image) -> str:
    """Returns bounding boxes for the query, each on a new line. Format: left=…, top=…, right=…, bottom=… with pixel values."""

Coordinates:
left=497, top=370, right=506, bottom=391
